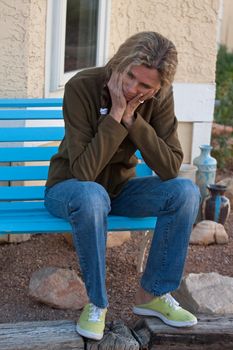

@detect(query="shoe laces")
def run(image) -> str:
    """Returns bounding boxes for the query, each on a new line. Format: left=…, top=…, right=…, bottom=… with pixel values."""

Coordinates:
left=88, top=303, right=105, bottom=322
left=161, top=293, right=181, bottom=310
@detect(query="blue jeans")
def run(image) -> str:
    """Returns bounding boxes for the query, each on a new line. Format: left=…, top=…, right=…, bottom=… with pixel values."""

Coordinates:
left=44, top=176, right=200, bottom=308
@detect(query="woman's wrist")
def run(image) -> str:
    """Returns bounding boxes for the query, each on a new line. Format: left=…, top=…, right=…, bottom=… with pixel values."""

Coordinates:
left=109, top=107, right=124, bottom=123
left=122, top=114, right=136, bottom=128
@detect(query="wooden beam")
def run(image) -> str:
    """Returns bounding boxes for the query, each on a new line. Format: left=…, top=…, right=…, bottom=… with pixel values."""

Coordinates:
left=0, top=320, right=84, bottom=350
left=0, top=315, right=233, bottom=350
left=144, top=315, right=233, bottom=349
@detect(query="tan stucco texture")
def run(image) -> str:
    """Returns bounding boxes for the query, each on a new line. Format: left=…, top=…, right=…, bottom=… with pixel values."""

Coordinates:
left=0, top=0, right=46, bottom=98
left=221, top=0, right=233, bottom=51
left=109, top=0, right=220, bottom=84
left=0, top=0, right=220, bottom=96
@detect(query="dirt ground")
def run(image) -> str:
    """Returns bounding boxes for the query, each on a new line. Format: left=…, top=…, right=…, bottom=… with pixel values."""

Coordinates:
left=0, top=172, right=232, bottom=327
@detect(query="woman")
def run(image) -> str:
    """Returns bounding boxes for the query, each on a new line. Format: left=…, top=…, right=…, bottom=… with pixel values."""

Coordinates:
left=45, top=31, right=200, bottom=340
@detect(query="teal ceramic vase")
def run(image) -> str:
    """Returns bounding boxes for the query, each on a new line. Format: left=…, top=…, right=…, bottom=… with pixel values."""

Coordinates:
left=193, top=145, right=217, bottom=201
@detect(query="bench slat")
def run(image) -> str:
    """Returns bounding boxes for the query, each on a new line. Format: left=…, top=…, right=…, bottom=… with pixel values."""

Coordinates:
left=0, top=109, right=63, bottom=120
left=0, top=98, right=63, bottom=108
left=0, top=186, right=44, bottom=200
left=0, top=127, right=64, bottom=142
left=136, top=164, right=153, bottom=176
left=0, top=201, right=44, bottom=210
left=0, top=164, right=151, bottom=181
left=0, top=147, right=58, bottom=162
left=0, top=207, right=157, bottom=233
left=0, top=166, right=49, bottom=181
left=0, top=149, right=143, bottom=164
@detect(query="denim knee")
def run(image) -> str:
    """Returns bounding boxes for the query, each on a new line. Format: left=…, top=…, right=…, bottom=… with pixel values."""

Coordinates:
left=68, top=181, right=111, bottom=218
left=170, top=177, right=200, bottom=212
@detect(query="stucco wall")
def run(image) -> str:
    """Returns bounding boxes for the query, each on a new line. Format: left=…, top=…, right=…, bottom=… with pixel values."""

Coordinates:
left=109, top=0, right=220, bottom=84
left=27, top=0, right=47, bottom=97
left=220, top=0, right=233, bottom=51
left=0, top=0, right=46, bottom=98
left=0, top=0, right=220, bottom=97
left=0, top=1, right=30, bottom=97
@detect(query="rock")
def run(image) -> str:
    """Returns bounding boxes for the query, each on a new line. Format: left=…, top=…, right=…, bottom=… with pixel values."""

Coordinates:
left=0, top=234, right=31, bottom=244
left=215, top=225, right=229, bottom=244
left=217, top=177, right=233, bottom=207
left=0, top=234, right=9, bottom=244
left=107, top=231, right=131, bottom=248
left=29, top=267, right=88, bottom=310
left=87, top=320, right=142, bottom=350
left=63, top=233, right=74, bottom=247
left=8, top=234, right=31, bottom=243
left=63, top=231, right=131, bottom=249
left=174, top=272, right=233, bottom=315
left=190, top=220, right=228, bottom=245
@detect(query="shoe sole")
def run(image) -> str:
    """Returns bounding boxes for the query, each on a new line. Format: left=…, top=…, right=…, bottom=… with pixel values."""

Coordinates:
left=76, top=324, right=103, bottom=340
left=133, top=307, right=197, bottom=328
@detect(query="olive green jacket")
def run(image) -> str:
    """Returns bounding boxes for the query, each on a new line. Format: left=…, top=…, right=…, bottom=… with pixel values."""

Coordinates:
left=46, top=67, right=183, bottom=197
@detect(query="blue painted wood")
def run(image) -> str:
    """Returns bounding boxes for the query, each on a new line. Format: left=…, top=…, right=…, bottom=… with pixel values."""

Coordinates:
left=0, top=186, right=45, bottom=200
left=0, top=147, right=58, bottom=162
left=136, top=163, right=153, bottom=177
left=135, top=150, right=143, bottom=159
left=0, top=163, right=150, bottom=182
left=0, top=202, right=45, bottom=211
left=0, top=98, right=63, bottom=108
left=0, top=163, right=149, bottom=189
left=0, top=127, right=64, bottom=142
left=0, top=166, right=49, bottom=181
left=0, top=207, right=157, bottom=234
left=0, top=98, right=157, bottom=236
left=0, top=110, right=63, bottom=120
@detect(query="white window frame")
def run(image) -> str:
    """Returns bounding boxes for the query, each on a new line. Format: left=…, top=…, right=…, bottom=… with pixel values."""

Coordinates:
left=45, top=0, right=110, bottom=95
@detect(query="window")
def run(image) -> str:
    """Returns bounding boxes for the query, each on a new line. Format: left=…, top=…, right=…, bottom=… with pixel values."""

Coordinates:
left=46, top=0, right=109, bottom=94
left=65, top=0, right=98, bottom=72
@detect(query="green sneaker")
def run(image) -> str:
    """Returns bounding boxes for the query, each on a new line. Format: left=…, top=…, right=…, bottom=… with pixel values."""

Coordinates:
left=133, top=293, right=197, bottom=327
left=76, top=303, right=107, bottom=340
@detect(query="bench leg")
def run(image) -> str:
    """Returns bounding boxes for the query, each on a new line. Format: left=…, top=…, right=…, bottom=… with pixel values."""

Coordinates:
left=137, top=230, right=153, bottom=273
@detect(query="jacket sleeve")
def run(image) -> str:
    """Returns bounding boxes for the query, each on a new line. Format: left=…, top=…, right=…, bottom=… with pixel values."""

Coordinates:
left=127, top=88, right=183, bottom=180
left=63, top=82, right=128, bottom=181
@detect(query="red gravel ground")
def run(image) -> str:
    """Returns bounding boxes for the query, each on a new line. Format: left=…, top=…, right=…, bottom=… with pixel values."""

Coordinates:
left=0, top=171, right=232, bottom=326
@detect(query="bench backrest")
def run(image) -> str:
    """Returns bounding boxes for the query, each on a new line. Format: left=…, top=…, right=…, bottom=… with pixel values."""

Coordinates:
left=0, top=99, right=152, bottom=206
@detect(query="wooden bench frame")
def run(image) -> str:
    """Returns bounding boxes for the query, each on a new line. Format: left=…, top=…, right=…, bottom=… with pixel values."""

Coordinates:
left=0, top=98, right=157, bottom=271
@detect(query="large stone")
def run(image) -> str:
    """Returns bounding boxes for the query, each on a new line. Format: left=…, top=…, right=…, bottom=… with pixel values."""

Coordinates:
left=190, top=220, right=228, bottom=245
left=87, top=320, right=145, bottom=350
left=174, top=272, right=233, bottom=315
left=217, top=177, right=233, bottom=207
left=0, top=234, right=31, bottom=244
left=63, top=233, right=74, bottom=246
left=29, top=267, right=88, bottom=310
left=107, top=231, right=131, bottom=248
left=63, top=231, right=131, bottom=249
left=8, top=234, right=31, bottom=243
left=0, top=234, right=9, bottom=243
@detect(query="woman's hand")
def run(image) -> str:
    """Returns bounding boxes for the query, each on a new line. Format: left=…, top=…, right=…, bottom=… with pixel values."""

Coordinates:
left=122, top=89, right=155, bottom=128
left=107, top=70, right=156, bottom=127
left=107, top=72, right=126, bottom=123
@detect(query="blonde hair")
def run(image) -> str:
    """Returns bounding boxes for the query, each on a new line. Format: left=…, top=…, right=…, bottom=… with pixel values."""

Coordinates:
left=105, top=31, right=178, bottom=101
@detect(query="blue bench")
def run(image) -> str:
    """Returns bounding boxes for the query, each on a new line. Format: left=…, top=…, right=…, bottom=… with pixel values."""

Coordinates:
left=0, top=98, right=157, bottom=270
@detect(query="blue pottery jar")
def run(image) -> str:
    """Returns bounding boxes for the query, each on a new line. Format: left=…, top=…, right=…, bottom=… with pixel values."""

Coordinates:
left=202, top=184, right=231, bottom=225
left=193, top=145, right=217, bottom=201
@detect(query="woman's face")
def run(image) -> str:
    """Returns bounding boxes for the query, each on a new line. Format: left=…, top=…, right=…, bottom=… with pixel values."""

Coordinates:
left=122, top=65, right=161, bottom=102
